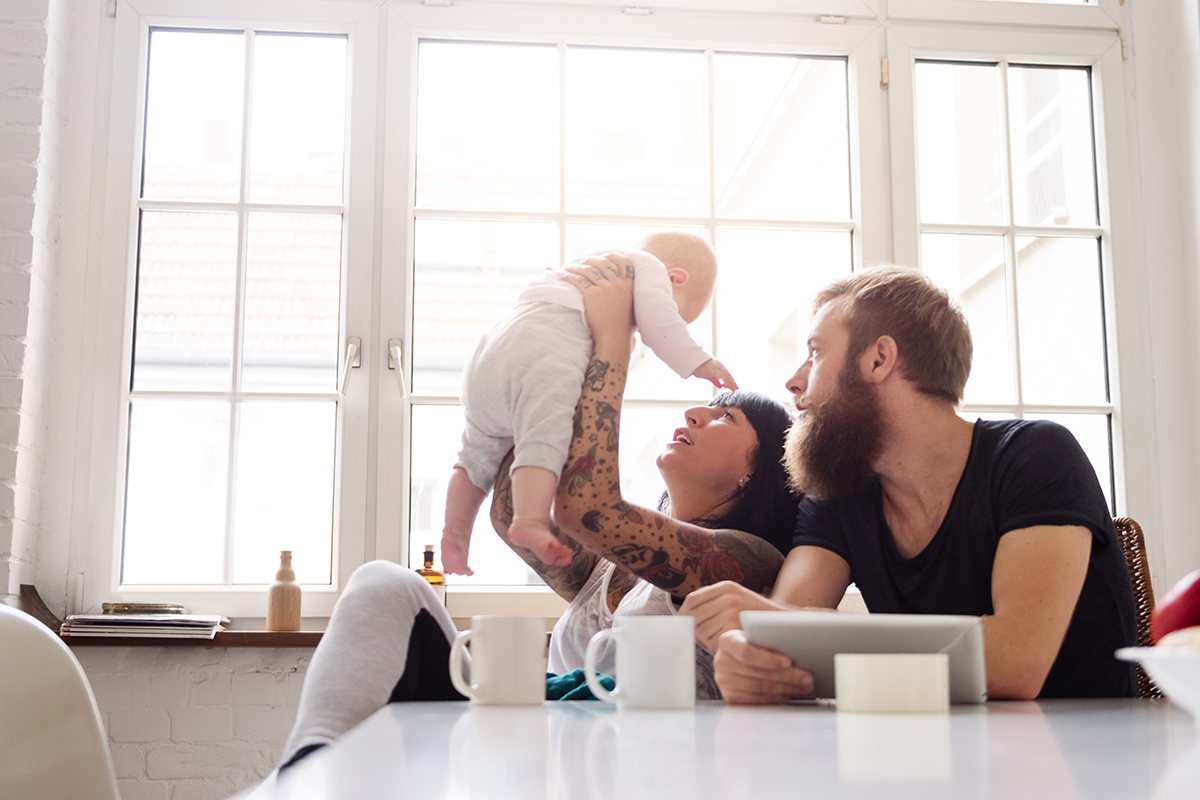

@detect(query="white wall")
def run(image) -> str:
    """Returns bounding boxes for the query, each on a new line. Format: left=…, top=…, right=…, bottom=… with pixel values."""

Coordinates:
left=0, top=0, right=99, bottom=612
left=76, top=646, right=311, bottom=800
left=0, top=0, right=60, bottom=603
left=1126, top=0, right=1200, bottom=588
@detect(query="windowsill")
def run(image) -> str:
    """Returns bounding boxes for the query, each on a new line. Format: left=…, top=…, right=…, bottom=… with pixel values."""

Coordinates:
left=445, top=584, right=569, bottom=622
left=62, top=630, right=324, bottom=647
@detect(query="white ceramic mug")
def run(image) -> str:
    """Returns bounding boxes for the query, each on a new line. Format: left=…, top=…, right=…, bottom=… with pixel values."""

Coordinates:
left=449, top=616, right=547, bottom=705
left=584, top=615, right=695, bottom=709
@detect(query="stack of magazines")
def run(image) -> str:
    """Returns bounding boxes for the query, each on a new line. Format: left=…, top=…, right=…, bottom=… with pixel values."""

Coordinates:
left=61, top=604, right=229, bottom=639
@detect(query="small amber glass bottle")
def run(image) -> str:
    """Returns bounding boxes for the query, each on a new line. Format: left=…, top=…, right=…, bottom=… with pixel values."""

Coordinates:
left=417, top=544, right=446, bottom=603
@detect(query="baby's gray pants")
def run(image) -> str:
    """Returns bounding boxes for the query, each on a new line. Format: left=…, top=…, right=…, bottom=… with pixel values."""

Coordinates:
left=455, top=302, right=592, bottom=492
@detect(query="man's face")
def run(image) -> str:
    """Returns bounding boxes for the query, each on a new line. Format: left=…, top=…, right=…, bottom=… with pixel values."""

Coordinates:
left=784, top=301, right=885, bottom=501
left=786, top=299, right=851, bottom=416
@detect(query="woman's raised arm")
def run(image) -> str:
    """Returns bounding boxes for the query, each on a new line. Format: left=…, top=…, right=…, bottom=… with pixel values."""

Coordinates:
left=552, top=258, right=783, bottom=601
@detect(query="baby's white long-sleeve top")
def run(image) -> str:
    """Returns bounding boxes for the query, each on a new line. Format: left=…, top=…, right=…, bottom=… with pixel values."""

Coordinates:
left=514, top=249, right=712, bottom=379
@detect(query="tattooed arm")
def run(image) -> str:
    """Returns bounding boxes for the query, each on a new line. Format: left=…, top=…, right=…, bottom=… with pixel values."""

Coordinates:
left=489, top=448, right=599, bottom=603
left=554, top=257, right=783, bottom=601
left=554, top=355, right=782, bottom=600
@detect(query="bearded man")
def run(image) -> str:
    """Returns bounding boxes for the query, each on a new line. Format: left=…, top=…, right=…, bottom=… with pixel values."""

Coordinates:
left=681, top=265, right=1137, bottom=701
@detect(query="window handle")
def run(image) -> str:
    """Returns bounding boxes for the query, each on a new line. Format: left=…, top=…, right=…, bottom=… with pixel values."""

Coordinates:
left=388, top=338, right=409, bottom=399
left=340, top=336, right=361, bottom=395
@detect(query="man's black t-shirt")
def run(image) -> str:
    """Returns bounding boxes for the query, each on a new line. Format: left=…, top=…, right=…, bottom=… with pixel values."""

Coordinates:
left=792, top=419, right=1136, bottom=698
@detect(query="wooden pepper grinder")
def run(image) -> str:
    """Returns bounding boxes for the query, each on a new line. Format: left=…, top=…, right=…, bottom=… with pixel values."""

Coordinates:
left=266, top=550, right=301, bottom=631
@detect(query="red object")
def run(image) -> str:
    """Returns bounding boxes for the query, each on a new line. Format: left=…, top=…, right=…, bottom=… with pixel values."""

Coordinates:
left=1150, top=568, right=1200, bottom=643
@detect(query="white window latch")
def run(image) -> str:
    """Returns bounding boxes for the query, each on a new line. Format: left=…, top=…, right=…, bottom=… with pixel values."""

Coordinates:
left=340, top=337, right=361, bottom=395
left=388, top=338, right=410, bottom=399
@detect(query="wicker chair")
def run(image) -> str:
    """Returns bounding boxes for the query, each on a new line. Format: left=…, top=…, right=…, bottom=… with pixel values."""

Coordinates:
left=1113, top=517, right=1161, bottom=698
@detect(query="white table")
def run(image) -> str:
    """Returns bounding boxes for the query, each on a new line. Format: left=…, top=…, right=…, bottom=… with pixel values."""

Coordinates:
left=250, top=699, right=1197, bottom=799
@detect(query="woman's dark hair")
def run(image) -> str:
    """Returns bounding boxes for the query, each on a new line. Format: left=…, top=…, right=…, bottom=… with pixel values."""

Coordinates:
left=658, top=390, right=800, bottom=556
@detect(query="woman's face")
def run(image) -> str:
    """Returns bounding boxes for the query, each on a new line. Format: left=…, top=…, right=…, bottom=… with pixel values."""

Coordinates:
left=656, top=404, right=759, bottom=496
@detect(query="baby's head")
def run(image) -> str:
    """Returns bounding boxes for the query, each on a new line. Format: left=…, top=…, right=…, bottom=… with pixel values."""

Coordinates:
left=636, top=231, right=718, bottom=324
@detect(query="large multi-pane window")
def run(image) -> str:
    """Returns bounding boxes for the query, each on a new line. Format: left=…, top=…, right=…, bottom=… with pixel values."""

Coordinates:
left=406, top=41, right=855, bottom=585
left=123, top=29, right=348, bottom=586
left=91, top=1, right=1134, bottom=613
left=913, top=61, right=1113, bottom=507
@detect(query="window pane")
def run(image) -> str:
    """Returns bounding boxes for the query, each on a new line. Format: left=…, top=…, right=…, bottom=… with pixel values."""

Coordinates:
left=409, top=405, right=545, bottom=586
left=1016, top=237, right=1106, bottom=404
left=412, top=219, right=559, bottom=396
left=1009, top=66, right=1098, bottom=227
left=566, top=223, right=711, bottom=403
left=616, top=407, right=684, bottom=511
left=921, top=233, right=1012, bottom=404
left=916, top=62, right=1004, bottom=225
left=123, top=401, right=229, bottom=584
left=566, top=223, right=703, bottom=260
left=142, top=30, right=244, bottom=202
left=231, top=402, right=335, bottom=584
left=416, top=42, right=559, bottom=212
left=133, top=211, right=238, bottom=392
left=715, top=228, right=851, bottom=398
left=713, top=55, right=849, bottom=221
left=248, top=34, right=347, bottom=205
left=1024, top=413, right=1112, bottom=510
left=242, top=213, right=342, bottom=392
left=566, top=47, right=705, bottom=215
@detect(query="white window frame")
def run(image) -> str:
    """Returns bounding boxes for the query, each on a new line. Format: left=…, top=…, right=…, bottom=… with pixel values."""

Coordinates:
left=884, top=22, right=1152, bottom=522
left=79, top=0, right=382, bottom=618
left=65, top=0, right=1152, bottom=621
left=888, top=0, right=1127, bottom=30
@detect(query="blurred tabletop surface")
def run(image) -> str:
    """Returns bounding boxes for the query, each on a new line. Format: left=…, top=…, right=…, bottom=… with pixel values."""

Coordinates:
left=240, top=698, right=1197, bottom=800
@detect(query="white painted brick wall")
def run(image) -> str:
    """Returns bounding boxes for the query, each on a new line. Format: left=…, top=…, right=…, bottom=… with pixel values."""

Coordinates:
left=0, top=0, right=63, bottom=603
left=74, top=646, right=312, bottom=800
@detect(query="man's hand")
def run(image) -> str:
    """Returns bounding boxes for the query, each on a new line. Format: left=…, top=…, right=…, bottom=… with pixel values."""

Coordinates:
left=680, top=574, right=832, bottom=705
left=679, top=580, right=782, bottom=652
left=712, top=630, right=814, bottom=705
left=692, top=357, right=738, bottom=391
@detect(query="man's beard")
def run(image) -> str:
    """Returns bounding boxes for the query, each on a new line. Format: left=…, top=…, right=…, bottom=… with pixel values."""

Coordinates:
left=784, top=363, right=884, bottom=501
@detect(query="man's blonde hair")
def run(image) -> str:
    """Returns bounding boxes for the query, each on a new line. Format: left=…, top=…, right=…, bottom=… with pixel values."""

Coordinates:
left=814, top=265, right=972, bottom=404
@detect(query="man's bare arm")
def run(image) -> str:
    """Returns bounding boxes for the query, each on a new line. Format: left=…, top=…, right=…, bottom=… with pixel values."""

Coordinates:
left=683, top=546, right=851, bottom=652
left=984, top=524, right=1091, bottom=699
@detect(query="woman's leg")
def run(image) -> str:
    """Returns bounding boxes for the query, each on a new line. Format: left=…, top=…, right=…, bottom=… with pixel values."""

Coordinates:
left=280, top=561, right=461, bottom=764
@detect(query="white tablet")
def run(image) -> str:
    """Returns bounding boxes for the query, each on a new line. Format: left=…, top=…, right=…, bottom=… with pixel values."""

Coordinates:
left=740, top=610, right=988, bottom=704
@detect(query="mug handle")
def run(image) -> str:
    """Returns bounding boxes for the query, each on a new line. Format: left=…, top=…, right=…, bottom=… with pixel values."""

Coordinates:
left=449, top=629, right=475, bottom=700
left=584, top=628, right=618, bottom=702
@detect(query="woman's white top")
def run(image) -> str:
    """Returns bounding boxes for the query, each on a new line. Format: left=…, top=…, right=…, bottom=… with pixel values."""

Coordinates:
left=549, top=559, right=719, bottom=699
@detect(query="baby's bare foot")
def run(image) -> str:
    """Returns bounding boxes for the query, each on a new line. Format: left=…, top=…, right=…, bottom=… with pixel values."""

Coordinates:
left=439, top=532, right=474, bottom=576
left=508, top=519, right=574, bottom=566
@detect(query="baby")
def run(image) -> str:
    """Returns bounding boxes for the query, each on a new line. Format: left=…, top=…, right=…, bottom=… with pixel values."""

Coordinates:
left=440, top=231, right=736, bottom=575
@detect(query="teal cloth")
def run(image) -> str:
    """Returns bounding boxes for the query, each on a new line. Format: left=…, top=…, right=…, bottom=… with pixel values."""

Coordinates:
left=545, top=669, right=615, bottom=700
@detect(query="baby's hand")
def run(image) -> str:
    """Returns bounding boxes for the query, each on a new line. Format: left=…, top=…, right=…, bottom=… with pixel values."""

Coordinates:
left=692, top=358, right=738, bottom=390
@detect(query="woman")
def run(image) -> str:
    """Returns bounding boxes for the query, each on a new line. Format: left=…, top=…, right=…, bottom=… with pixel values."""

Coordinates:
left=280, top=255, right=798, bottom=767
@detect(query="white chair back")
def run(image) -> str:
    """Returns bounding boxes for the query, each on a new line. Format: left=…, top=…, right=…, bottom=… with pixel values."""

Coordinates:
left=0, top=603, right=120, bottom=800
